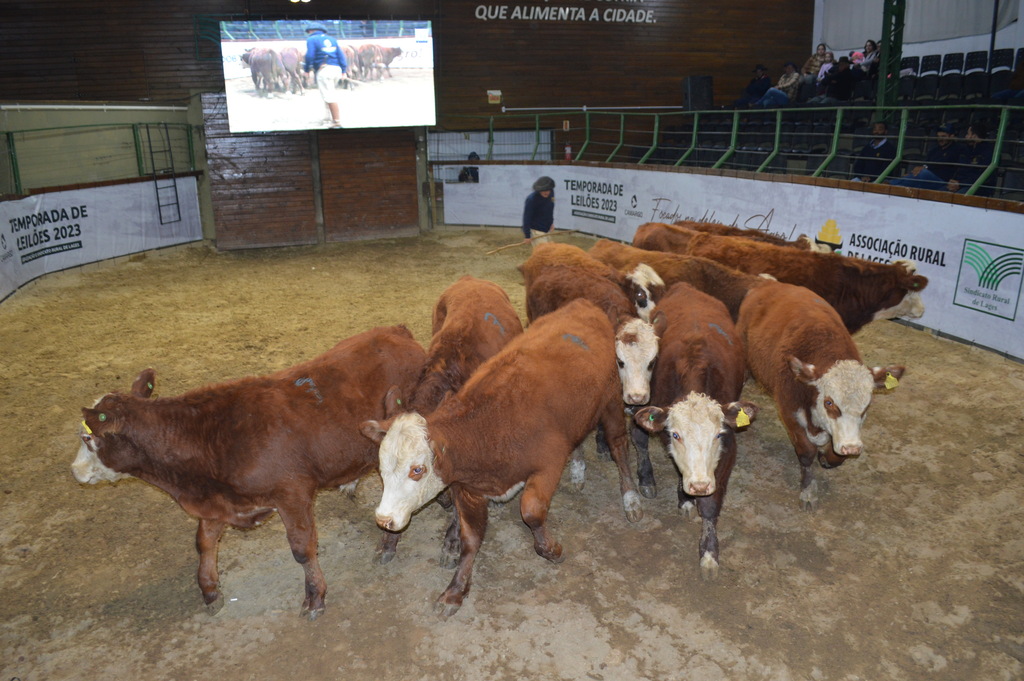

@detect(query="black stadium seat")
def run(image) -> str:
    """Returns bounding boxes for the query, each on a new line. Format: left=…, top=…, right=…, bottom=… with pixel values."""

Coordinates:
left=988, top=48, right=1016, bottom=94
left=913, top=54, right=942, bottom=103
left=936, top=53, right=964, bottom=102
left=963, top=50, right=990, bottom=100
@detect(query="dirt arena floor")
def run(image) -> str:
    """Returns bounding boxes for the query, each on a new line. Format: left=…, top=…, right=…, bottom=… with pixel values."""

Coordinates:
left=1, top=227, right=1022, bottom=681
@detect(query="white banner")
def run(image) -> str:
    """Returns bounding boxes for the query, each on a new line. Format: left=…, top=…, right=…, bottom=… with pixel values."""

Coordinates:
left=442, top=165, right=1024, bottom=360
left=0, top=178, right=203, bottom=302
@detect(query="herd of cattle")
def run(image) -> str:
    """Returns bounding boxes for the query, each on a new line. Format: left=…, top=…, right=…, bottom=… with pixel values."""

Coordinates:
left=71, top=220, right=927, bottom=621
left=240, top=43, right=403, bottom=96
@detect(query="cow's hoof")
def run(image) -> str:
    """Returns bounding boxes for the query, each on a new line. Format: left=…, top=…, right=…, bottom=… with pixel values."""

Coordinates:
left=433, top=599, right=462, bottom=620
left=204, top=597, right=224, bottom=616
left=640, top=483, right=657, bottom=499
left=623, top=491, right=644, bottom=523
left=376, top=548, right=396, bottom=565
left=800, top=481, right=819, bottom=511
left=301, top=603, right=325, bottom=621
left=700, top=553, right=720, bottom=581
left=679, top=500, right=696, bottom=519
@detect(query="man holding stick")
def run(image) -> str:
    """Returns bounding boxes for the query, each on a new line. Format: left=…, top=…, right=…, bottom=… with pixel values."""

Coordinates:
left=522, top=176, right=556, bottom=248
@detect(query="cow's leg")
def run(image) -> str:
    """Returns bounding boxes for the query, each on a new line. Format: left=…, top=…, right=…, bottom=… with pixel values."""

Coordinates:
left=594, top=422, right=611, bottom=460
left=695, top=494, right=722, bottom=581
left=677, top=480, right=697, bottom=519
left=601, top=400, right=643, bottom=522
left=439, top=504, right=461, bottom=569
left=436, top=489, right=487, bottom=619
left=632, top=420, right=657, bottom=498
left=569, top=444, right=586, bottom=491
left=520, top=465, right=566, bottom=563
left=196, top=518, right=226, bottom=609
left=780, top=412, right=823, bottom=510
left=277, top=498, right=326, bottom=620
left=377, top=529, right=400, bottom=565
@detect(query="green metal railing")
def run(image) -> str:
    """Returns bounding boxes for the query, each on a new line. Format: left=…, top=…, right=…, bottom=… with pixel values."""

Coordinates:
left=2, top=122, right=197, bottom=196
left=436, top=103, right=1024, bottom=200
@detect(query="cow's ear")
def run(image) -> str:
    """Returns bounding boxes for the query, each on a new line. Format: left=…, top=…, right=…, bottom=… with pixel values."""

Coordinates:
left=131, top=369, right=156, bottom=398
left=82, top=405, right=120, bottom=434
left=360, top=419, right=391, bottom=444
left=651, top=309, right=669, bottom=338
left=723, top=401, right=759, bottom=430
left=870, top=365, right=906, bottom=391
left=383, top=385, right=406, bottom=417
left=633, top=406, right=667, bottom=433
left=906, top=274, right=928, bottom=292
left=789, top=356, right=817, bottom=383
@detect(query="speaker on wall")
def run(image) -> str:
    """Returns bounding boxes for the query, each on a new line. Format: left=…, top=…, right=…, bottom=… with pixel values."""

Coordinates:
left=683, top=75, right=714, bottom=111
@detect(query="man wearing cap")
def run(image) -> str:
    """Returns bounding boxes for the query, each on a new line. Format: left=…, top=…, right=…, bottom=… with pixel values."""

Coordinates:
left=889, top=124, right=966, bottom=190
left=522, top=176, right=556, bottom=247
left=734, top=64, right=772, bottom=108
left=753, top=61, right=801, bottom=108
left=303, top=22, right=348, bottom=128
left=807, top=55, right=855, bottom=104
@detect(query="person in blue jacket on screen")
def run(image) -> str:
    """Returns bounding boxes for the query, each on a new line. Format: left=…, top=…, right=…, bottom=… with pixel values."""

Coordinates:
left=303, top=23, right=348, bottom=128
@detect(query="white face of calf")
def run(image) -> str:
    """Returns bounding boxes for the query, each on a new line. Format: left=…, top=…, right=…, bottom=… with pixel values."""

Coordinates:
left=792, top=358, right=875, bottom=457
left=626, top=264, right=664, bottom=323
left=635, top=394, right=755, bottom=497
left=615, top=318, right=659, bottom=405
left=371, top=412, right=447, bottom=532
left=71, top=400, right=130, bottom=484
left=874, top=260, right=925, bottom=321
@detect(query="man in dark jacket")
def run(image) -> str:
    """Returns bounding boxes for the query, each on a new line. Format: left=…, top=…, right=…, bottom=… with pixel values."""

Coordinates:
left=948, top=123, right=994, bottom=196
left=522, top=176, right=556, bottom=247
left=852, top=120, right=897, bottom=182
left=734, top=64, right=772, bottom=107
left=807, top=56, right=855, bottom=105
left=889, top=124, right=967, bottom=190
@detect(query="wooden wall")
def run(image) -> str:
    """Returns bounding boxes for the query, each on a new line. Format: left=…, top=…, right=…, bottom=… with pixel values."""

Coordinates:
left=1, top=0, right=814, bottom=248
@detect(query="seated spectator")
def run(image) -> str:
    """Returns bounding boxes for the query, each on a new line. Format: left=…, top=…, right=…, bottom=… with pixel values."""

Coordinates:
left=734, top=64, right=772, bottom=108
left=815, top=51, right=836, bottom=93
left=888, top=124, right=966, bottom=190
left=947, top=123, right=994, bottom=197
left=851, top=120, right=896, bottom=182
left=855, top=40, right=880, bottom=80
left=753, top=62, right=801, bottom=108
left=807, top=56, right=855, bottom=104
left=458, top=151, right=480, bottom=183
left=801, top=43, right=829, bottom=86
left=992, top=62, right=1024, bottom=102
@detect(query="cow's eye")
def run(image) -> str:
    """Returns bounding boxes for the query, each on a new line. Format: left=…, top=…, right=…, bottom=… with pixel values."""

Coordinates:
left=616, top=359, right=625, bottom=368
left=647, top=360, right=655, bottom=371
left=824, top=399, right=833, bottom=408
left=715, top=432, right=725, bottom=439
left=671, top=432, right=681, bottom=440
left=409, top=465, right=425, bottom=481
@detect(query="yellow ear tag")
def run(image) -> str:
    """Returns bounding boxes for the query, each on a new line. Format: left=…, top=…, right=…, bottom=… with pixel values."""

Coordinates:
left=735, top=408, right=750, bottom=428
left=81, top=420, right=93, bottom=435
left=884, top=372, right=899, bottom=390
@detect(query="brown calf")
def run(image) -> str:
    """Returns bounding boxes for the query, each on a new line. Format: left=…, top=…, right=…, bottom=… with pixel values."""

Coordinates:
left=71, top=325, right=425, bottom=620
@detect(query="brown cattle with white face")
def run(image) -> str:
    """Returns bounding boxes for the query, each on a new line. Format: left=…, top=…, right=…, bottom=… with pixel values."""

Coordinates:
left=632, top=282, right=758, bottom=580
left=589, top=239, right=769, bottom=321
left=737, top=280, right=906, bottom=509
left=71, top=326, right=426, bottom=620
left=362, top=299, right=634, bottom=618
left=631, top=226, right=928, bottom=334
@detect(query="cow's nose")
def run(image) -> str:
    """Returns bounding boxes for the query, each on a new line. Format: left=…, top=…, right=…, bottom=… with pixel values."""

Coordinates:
left=840, top=444, right=862, bottom=457
left=625, top=392, right=649, bottom=405
left=375, top=514, right=395, bottom=531
left=688, top=481, right=713, bottom=496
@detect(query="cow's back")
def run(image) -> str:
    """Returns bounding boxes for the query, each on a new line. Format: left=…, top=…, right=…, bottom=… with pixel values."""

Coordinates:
left=632, top=222, right=699, bottom=253
left=653, top=282, right=746, bottom=405
left=525, top=265, right=633, bottom=325
left=675, top=220, right=811, bottom=249
left=589, top=240, right=765, bottom=320
left=431, top=299, right=619, bottom=478
left=518, top=242, right=624, bottom=291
